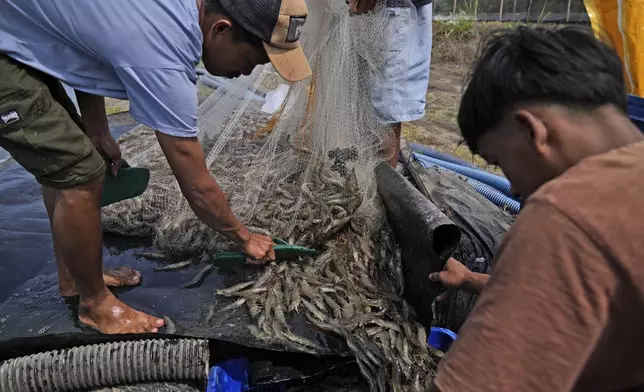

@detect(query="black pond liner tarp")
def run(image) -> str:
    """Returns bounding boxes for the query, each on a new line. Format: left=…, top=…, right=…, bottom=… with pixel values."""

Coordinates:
left=0, top=113, right=349, bottom=362
left=375, top=162, right=461, bottom=328
left=0, top=110, right=510, bottom=375
left=89, top=382, right=201, bottom=392
left=400, top=144, right=514, bottom=333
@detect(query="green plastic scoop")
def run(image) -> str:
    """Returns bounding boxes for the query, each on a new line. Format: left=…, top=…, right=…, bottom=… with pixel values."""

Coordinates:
left=100, top=161, right=150, bottom=207
left=212, top=238, right=318, bottom=267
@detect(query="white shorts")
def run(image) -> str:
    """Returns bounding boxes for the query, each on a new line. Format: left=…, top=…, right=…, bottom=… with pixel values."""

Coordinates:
left=367, top=4, right=433, bottom=124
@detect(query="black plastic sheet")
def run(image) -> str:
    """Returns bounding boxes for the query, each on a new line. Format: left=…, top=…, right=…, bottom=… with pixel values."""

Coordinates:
left=375, top=161, right=461, bottom=328
left=400, top=144, right=513, bottom=332
left=0, top=114, right=348, bottom=360
left=90, top=383, right=201, bottom=392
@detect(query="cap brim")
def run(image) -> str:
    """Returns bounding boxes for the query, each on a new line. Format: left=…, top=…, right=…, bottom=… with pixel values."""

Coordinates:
left=264, top=43, right=312, bottom=83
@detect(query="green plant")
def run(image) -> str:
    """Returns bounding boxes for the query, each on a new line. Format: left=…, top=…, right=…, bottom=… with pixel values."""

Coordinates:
left=460, top=0, right=480, bottom=18
left=537, top=0, right=552, bottom=23
left=434, top=18, right=476, bottom=41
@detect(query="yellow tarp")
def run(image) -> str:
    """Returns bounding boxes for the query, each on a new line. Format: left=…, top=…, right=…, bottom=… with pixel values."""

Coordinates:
left=583, top=0, right=644, bottom=97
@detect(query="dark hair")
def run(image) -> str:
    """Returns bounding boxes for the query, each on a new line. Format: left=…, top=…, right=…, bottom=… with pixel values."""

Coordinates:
left=457, top=26, right=628, bottom=153
left=204, top=0, right=264, bottom=48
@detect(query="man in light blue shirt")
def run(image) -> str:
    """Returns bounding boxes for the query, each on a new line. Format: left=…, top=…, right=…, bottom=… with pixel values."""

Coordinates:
left=0, top=0, right=312, bottom=334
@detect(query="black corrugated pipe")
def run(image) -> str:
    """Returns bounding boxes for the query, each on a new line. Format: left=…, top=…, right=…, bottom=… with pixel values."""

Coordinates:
left=0, top=338, right=209, bottom=392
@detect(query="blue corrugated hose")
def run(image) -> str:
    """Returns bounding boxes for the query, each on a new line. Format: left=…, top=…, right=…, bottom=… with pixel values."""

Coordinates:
left=465, top=178, right=521, bottom=215
left=413, top=153, right=520, bottom=214
left=413, top=153, right=513, bottom=197
left=409, top=143, right=480, bottom=169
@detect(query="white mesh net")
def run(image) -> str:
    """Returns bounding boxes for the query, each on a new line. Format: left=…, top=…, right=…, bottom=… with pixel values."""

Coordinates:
left=102, top=1, right=437, bottom=390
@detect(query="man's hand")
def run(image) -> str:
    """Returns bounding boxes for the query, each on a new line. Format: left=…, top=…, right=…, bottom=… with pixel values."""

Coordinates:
left=348, top=0, right=378, bottom=14
left=74, top=90, right=122, bottom=176
left=91, top=133, right=122, bottom=176
left=429, top=257, right=490, bottom=300
left=223, top=225, right=276, bottom=264
left=242, top=233, right=277, bottom=265
left=429, top=257, right=471, bottom=290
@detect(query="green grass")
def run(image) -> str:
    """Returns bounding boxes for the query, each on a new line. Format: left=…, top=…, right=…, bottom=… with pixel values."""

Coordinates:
left=105, top=105, right=128, bottom=116
left=431, top=20, right=521, bottom=65
left=434, top=19, right=478, bottom=41
left=402, top=123, right=501, bottom=173
left=434, top=19, right=523, bottom=42
left=426, top=90, right=461, bottom=125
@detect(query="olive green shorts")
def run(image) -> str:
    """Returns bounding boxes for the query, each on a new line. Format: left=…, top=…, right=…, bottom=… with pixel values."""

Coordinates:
left=0, top=55, right=105, bottom=189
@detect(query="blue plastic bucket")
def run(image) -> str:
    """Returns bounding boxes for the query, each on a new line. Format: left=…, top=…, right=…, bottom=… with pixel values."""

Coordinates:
left=209, top=328, right=458, bottom=392
left=428, top=327, right=457, bottom=352
left=207, top=358, right=249, bottom=392
left=207, top=358, right=291, bottom=392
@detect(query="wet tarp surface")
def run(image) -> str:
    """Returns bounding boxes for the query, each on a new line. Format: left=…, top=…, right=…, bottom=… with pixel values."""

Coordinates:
left=400, top=145, right=514, bottom=332
left=375, top=162, right=461, bottom=328
left=0, top=114, right=348, bottom=360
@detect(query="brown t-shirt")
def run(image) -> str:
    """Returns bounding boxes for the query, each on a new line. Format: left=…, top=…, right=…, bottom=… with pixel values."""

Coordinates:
left=433, top=141, right=644, bottom=392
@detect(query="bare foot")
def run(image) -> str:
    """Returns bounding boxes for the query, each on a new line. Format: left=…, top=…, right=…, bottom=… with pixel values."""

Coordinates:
left=103, top=266, right=142, bottom=287
left=79, top=289, right=164, bottom=334
left=60, top=267, right=142, bottom=297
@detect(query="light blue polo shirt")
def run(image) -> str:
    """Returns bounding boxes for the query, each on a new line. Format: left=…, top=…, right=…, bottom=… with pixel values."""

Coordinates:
left=0, top=0, right=203, bottom=138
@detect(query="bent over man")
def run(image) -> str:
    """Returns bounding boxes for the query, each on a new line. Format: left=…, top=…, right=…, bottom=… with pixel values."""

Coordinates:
left=0, top=0, right=312, bottom=334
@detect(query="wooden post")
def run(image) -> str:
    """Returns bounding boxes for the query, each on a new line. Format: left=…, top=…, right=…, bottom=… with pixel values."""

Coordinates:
left=453, top=0, right=457, bottom=16
left=566, top=0, right=572, bottom=22
left=500, top=0, right=504, bottom=21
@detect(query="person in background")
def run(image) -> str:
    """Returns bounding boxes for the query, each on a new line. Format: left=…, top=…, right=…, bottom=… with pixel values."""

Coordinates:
left=430, top=26, right=644, bottom=392
left=350, top=0, right=433, bottom=167
left=0, top=0, right=311, bottom=334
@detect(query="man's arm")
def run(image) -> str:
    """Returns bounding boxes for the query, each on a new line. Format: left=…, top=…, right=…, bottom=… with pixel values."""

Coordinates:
left=429, top=257, right=490, bottom=297
left=155, top=132, right=247, bottom=241
left=349, top=0, right=378, bottom=14
left=155, top=132, right=275, bottom=261
left=74, top=90, right=122, bottom=176
left=113, top=66, right=275, bottom=261
left=462, top=271, right=489, bottom=294
left=433, top=200, right=616, bottom=392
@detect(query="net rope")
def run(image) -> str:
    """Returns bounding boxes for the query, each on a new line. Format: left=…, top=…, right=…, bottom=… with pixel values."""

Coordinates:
left=101, top=1, right=438, bottom=390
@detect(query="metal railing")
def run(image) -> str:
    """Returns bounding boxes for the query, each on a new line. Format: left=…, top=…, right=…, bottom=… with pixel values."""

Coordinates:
left=432, top=0, right=589, bottom=23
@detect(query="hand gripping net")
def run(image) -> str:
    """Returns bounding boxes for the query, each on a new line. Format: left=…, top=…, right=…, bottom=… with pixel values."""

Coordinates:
left=101, top=1, right=438, bottom=390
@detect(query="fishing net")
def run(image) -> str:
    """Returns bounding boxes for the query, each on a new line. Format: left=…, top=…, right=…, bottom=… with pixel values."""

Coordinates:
left=101, top=1, right=438, bottom=390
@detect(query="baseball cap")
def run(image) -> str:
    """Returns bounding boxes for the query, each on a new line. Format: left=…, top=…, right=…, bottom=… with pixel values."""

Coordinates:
left=219, top=0, right=313, bottom=82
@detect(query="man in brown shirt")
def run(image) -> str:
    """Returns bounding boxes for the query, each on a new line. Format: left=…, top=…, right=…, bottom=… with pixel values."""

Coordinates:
left=430, top=26, right=644, bottom=392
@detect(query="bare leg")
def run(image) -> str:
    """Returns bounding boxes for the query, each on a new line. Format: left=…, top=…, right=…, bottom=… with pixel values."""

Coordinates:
left=387, top=123, right=402, bottom=168
left=43, top=187, right=142, bottom=296
left=45, top=176, right=164, bottom=334
left=44, top=185, right=79, bottom=297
